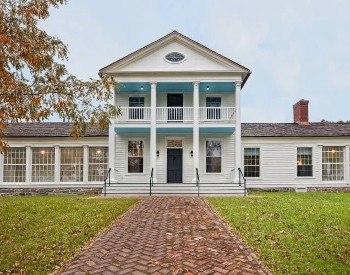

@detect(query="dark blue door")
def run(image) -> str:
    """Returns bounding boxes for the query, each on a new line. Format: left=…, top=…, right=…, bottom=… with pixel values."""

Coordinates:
left=167, top=149, right=183, bottom=183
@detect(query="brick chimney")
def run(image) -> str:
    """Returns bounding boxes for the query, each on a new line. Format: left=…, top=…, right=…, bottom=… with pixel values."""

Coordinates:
left=293, top=99, right=309, bottom=125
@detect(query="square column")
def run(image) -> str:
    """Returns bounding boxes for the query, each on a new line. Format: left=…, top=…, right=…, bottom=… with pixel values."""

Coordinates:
left=0, top=152, right=3, bottom=183
left=108, top=126, right=116, bottom=182
left=25, top=146, right=31, bottom=183
left=234, top=81, right=242, bottom=182
left=150, top=82, right=157, bottom=182
left=83, top=145, right=89, bottom=183
left=192, top=81, right=200, bottom=182
left=54, top=145, right=60, bottom=183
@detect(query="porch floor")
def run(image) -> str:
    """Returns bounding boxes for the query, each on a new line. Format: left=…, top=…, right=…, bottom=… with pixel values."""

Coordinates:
left=59, top=197, right=270, bottom=274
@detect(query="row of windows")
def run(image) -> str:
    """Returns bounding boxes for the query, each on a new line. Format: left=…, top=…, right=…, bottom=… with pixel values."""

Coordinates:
left=2, top=147, right=108, bottom=183
left=244, top=146, right=346, bottom=181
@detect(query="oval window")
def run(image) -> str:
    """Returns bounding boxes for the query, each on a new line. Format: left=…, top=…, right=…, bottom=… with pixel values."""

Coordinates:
left=165, top=52, right=185, bottom=63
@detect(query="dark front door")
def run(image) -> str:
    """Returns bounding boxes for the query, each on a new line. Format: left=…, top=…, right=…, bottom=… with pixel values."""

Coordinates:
left=167, top=94, right=183, bottom=120
left=167, top=148, right=183, bottom=183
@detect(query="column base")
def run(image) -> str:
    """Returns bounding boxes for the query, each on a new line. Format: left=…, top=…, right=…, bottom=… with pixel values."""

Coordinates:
left=192, top=178, right=197, bottom=183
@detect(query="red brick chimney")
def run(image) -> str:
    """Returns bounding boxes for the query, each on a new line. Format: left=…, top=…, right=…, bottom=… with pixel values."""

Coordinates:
left=293, top=99, right=309, bottom=125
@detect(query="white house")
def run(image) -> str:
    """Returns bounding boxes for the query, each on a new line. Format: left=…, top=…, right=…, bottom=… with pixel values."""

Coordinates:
left=1, top=31, right=350, bottom=195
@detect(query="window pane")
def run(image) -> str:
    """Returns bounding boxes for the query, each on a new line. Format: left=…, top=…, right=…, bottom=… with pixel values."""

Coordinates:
left=297, top=147, right=313, bottom=177
left=206, top=140, right=221, bottom=173
left=32, top=147, right=55, bottom=182
left=60, top=147, right=84, bottom=182
left=244, top=148, right=260, bottom=177
left=3, top=148, right=26, bottom=182
left=322, top=146, right=344, bottom=181
left=88, top=147, right=108, bottom=182
left=128, top=141, right=144, bottom=173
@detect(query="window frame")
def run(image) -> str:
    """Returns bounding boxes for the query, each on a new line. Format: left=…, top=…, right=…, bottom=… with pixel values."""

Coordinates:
left=296, top=147, right=313, bottom=177
left=127, top=140, right=144, bottom=174
left=60, top=147, right=84, bottom=182
left=88, top=147, right=109, bottom=182
left=31, top=147, right=55, bottom=182
left=205, top=139, right=223, bottom=174
left=243, top=147, right=261, bottom=178
left=2, top=147, right=26, bottom=183
left=322, top=146, right=345, bottom=181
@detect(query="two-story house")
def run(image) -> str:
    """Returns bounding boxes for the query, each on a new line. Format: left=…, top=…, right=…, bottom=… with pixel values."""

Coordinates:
left=99, top=31, right=250, bottom=184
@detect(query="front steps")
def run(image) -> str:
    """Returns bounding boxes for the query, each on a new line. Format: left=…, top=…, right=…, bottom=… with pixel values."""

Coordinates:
left=102, top=183, right=246, bottom=197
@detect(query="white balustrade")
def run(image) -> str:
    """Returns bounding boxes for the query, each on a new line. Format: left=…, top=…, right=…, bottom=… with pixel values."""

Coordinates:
left=116, top=107, right=235, bottom=122
left=199, top=107, right=236, bottom=121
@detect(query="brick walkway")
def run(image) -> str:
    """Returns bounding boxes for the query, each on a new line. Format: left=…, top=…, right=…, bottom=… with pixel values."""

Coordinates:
left=59, top=197, right=270, bottom=274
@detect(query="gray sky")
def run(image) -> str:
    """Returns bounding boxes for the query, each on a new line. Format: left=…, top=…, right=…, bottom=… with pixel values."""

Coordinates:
left=40, top=0, right=350, bottom=123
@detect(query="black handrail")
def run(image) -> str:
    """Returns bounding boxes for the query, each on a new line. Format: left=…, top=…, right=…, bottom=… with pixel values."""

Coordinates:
left=104, top=168, right=111, bottom=197
left=196, top=168, right=200, bottom=197
left=238, top=167, right=247, bottom=196
left=149, top=168, right=153, bottom=196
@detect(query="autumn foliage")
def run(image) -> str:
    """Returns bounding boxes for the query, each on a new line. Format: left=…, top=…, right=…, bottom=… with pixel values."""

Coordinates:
left=0, top=0, right=118, bottom=152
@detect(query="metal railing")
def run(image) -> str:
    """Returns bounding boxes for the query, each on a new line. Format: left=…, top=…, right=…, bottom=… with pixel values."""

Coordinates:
left=149, top=168, right=154, bottom=196
left=103, top=168, right=111, bottom=197
left=238, top=167, right=247, bottom=196
left=196, top=168, right=200, bottom=197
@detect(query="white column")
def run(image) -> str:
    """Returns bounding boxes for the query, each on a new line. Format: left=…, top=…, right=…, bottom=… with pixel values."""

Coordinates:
left=109, top=126, right=116, bottom=182
left=25, top=146, right=31, bottom=183
left=83, top=145, right=89, bottom=183
left=345, top=146, right=350, bottom=184
left=150, top=82, right=157, bottom=182
left=192, top=81, right=200, bottom=182
left=235, top=81, right=242, bottom=183
left=0, top=152, right=3, bottom=183
left=54, top=145, right=60, bottom=184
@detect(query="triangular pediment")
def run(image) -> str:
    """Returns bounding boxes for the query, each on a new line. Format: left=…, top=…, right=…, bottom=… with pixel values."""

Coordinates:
left=100, top=31, right=250, bottom=76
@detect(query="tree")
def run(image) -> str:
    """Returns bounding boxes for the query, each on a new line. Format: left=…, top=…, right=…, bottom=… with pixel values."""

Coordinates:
left=0, top=0, right=118, bottom=152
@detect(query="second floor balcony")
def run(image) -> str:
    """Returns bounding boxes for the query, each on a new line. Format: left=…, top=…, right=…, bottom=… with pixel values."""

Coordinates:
left=116, top=106, right=236, bottom=123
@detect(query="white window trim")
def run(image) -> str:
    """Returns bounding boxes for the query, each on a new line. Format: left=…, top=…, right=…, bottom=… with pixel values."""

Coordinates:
left=126, top=139, right=146, bottom=175
left=296, top=146, right=314, bottom=178
left=204, top=138, right=223, bottom=175
left=243, top=146, right=261, bottom=179
left=321, top=146, right=346, bottom=182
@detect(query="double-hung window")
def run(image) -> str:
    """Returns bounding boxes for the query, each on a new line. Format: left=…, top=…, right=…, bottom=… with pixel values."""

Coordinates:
left=128, top=141, right=144, bottom=173
left=32, top=147, right=55, bottom=182
left=3, top=148, right=26, bottom=182
left=297, top=147, right=313, bottom=177
left=129, top=97, right=144, bottom=120
left=244, top=148, right=260, bottom=177
left=88, top=147, right=108, bottom=181
left=206, top=140, right=222, bottom=173
left=60, top=147, right=84, bottom=182
left=322, top=146, right=344, bottom=181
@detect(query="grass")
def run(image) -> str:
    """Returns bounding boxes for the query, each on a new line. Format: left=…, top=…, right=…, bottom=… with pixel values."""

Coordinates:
left=0, top=196, right=137, bottom=274
left=209, top=192, right=350, bottom=274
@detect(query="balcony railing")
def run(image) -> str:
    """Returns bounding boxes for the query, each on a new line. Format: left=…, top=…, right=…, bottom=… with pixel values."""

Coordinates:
left=116, top=107, right=236, bottom=122
left=199, top=107, right=236, bottom=121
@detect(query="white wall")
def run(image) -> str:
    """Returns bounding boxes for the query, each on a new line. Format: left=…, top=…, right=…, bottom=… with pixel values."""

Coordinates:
left=242, top=137, right=350, bottom=188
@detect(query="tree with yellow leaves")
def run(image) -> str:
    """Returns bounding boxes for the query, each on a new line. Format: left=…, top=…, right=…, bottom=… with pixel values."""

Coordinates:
left=0, top=0, right=118, bottom=152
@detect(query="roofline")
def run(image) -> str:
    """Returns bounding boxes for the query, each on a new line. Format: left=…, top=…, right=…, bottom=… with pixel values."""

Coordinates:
left=99, top=30, right=251, bottom=87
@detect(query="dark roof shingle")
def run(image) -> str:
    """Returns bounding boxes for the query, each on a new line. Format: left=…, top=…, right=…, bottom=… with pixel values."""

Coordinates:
left=242, top=122, right=350, bottom=137
left=4, top=123, right=108, bottom=137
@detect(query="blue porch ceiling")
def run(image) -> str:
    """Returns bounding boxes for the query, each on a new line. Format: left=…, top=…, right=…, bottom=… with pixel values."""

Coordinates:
left=117, top=82, right=236, bottom=93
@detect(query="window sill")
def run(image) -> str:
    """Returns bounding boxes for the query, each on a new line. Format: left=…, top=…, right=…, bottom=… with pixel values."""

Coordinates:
left=295, top=177, right=316, bottom=180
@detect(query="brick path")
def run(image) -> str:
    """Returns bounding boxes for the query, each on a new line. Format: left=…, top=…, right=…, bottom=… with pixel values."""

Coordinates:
left=59, top=197, right=270, bottom=274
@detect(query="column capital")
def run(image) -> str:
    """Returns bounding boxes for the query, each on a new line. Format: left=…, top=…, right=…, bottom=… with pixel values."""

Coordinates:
left=150, top=82, right=157, bottom=87
left=235, top=81, right=242, bottom=88
left=192, top=81, right=200, bottom=87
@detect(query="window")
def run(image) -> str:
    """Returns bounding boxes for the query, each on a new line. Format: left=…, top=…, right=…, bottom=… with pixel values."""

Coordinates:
left=3, top=148, right=26, bottom=182
left=322, top=146, right=344, bottom=181
left=129, top=97, right=144, bottom=120
left=297, top=147, right=313, bottom=177
left=206, top=140, right=221, bottom=173
left=244, top=148, right=260, bottom=177
left=165, top=52, right=185, bottom=63
left=206, top=97, right=221, bottom=120
left=88, top=147, right=108, bottom=182
left=60, top=147, right=84, bottom=182
left=32, top=147, right=55, bottom=182
left=167, top=140, right=182, bottom=148
left=128, top=141, right=144, bottom=173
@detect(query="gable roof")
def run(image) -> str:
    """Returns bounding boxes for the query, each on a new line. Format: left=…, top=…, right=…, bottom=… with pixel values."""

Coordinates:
left=99, top=31, right=251, bottom=87
left=242, top=122, right=350, bottom=137
left=4, top=123, right=108, bottom=138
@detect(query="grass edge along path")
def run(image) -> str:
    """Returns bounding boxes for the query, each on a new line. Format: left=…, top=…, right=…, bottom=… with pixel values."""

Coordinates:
left=208, top=192, right=350, bottom=275
left=0, top=196, right=138, bottom=274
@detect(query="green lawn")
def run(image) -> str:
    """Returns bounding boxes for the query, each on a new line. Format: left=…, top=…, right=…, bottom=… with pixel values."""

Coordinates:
left=209, top=193, right=350, bottom=274
left=0, top=196, right=137, bottom=274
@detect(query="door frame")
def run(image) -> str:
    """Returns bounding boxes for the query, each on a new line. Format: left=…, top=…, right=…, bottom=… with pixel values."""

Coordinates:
left=164, top=137, right=184, bottom=183
left=166, top=148, right=183, bottom=183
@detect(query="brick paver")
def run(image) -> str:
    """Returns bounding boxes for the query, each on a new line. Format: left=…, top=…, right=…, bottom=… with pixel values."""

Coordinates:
left=59, top=197, right=270, bottom=274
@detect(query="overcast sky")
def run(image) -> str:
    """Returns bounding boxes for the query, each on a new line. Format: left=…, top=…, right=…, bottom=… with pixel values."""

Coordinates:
left=40, top=0, right=350, bottom=123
